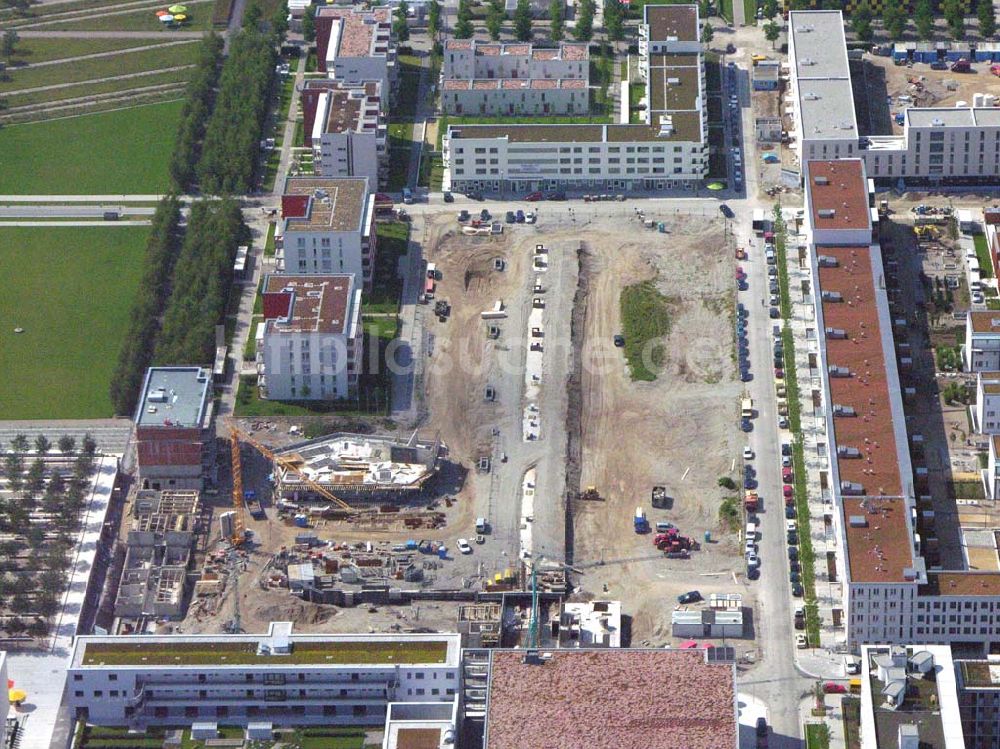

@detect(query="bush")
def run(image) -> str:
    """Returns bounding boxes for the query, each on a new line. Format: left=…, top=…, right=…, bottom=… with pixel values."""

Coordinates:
left=717, top=476, right=736, bottom=490
left=109, top=196, right=182, bottom=415
left=718, top=497, right=740, bottom=532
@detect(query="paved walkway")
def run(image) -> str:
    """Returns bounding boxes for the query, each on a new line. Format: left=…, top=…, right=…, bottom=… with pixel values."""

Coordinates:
left=0, top=220, right=152, bottom=226
left=4, top=82, right=185, bottom=116
left=16, top=29, right=203, bottom=38
left=733, top=0, right=746, bottom=27
left=12, top=39, right=196, bottom=68
left=0, top=194, right=189, bottom=201
left=10, top=64, right=195, bottom=95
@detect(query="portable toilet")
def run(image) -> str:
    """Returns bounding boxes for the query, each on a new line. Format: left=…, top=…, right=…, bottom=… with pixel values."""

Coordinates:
left=438, top=545, right=448, bottom=559
left=892, top=44, right=908, bottom=63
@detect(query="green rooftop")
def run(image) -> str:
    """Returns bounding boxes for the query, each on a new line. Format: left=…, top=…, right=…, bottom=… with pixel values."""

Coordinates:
left=81, top=640, right=450, bottom=667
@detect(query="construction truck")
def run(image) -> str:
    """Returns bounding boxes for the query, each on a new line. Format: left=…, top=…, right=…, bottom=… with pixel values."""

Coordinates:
left=744, top=491, right=759, bottom=513
left=579, top=486, right=602, bottom=501
left=651, top=485, right=669, bottom=508
left=634, top=506, right=650, bottom=534
left=878, top=200, right=890, bottom=217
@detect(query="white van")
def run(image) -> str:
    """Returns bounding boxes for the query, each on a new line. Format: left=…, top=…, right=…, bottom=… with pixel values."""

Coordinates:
left=745, top=521, right=758, bottom=539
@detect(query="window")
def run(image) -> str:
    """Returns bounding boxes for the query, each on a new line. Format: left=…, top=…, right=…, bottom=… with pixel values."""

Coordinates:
left=109, top=675, right=117, bottom=682
left=75, top=691, right=83, bottom=698
left=74, top=675, right=83, bottom=682
left=93, top=691, right=103, bottom=698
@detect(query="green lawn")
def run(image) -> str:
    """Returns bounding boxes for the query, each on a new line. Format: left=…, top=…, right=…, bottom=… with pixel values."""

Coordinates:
left=2, top=37, right=179, bottom=65
left=743, top=0, right=757, bottom=24
left=3, top=0, right=166, bottom=24
left=0, top=41, right=199, bottom=94
left=7, top=68, right=192, bottom=108
left=974, top=233, right=994, bottom=279
left=620, top=280, right=673, bottom=381
left=0, top=227, right=148, bottom=419
left=0, top=100, right=184, bottom=193
left=41, top=1, right=213, bottom=31
left=805, top=724, right=830, bottom=749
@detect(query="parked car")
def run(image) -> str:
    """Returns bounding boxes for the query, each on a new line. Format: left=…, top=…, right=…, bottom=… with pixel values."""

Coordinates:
left=457, top=210, right=470, bottom=222
left=782, top=443, right=792, bottom=456
left=545, top=191, right=567, bottom=201
left=796, top=634, right=808, bottom=649
left=782, top=467, right=794, bottom=483
left=443, top=191, right=454, bottom=203
left=741, top=370, right=753, bottom=382
left=778, top=416, right=789, bottom=429
left=743, top=446, right=754, bottom=460
left=613, top=334, right=625, bottom=347
left=824, top=682, right=847, bottom=694
left=516, top=209, right=526, bottom=223
left=525, top=191, right=543, bottom=201
left=741, top=419, right=753, bottom=432
left=747, top=552, right=760, bottom=569
left=678, top=590, right=703, bottom=604
left=789, top=570, right=800, bottom=584
left=785, top=505, right=796, bottom=519
left=505, top=211, right=516, bottom=223
left=720, top=204, right=735, bottom=218
left=783, top=485, right=793, bottom=499
left=480, top=209, right=491, bottom=221
left=788, top=546, right=799, bottom=561
left=769, top=307, right=781, bottom=319
left=525, top=211, right=536, bottom=223
left=457, top=538, right=472, bottom=554
left=930, top=61, right=948, bottom=70
left=791, top=583, right=804, bottom=597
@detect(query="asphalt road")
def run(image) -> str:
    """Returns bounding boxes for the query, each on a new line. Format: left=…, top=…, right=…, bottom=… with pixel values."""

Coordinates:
left=0, top=205, right=156, bottom=217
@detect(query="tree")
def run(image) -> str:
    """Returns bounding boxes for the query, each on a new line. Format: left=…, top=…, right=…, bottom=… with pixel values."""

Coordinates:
left=701, top=21, right=714, bottom=44
left=915, top=0, right=934, bottom=40
left=2, top=30, right=19, bottom=58
left=26, top=618, right=49, bottom=639
left=980, top=0, right=996, bottom=38
left=428, top=0, right=441, bottom=44
left=57, top=435, right=75, bottom=454
left=550, top=0, right=564, bottom=40
left=393, top=0, right=410, bottom=42
left=851, top=0, right=873, bottom=42
left=6, top=618, right=25, bottom=637
left=513, top=0, right=533, bottom=40
left=10, top=434, right=28, bottom=453
left=882, top=0, right=906, bottom=41
left=302, top=3, right=316, bottom=42
left=486, top=0, right=505, bottom=40
left=762, top=0, right=778, bottom=19
left=455, top=0, right=474, bottom=38
left=33, top=435, right=50, bottom=455
left=943, top=0, right=964, bottom=39
left=763, top=19, right=780, bottom=48
left=574, top=0, right=594, bottom=41
left=604, top=0, right=625, bottom=42
left=25, top=459, right=45, bottom=495
left=82, top=433, right=97, bottom=456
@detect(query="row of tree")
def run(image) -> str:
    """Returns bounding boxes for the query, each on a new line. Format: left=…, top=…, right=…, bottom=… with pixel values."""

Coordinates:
left=196, top=27, right=278, bottom=194
left=154, top=199, right=248, bottom=366
left=452, top=0, right=611, bottom=42
left=169, top=33, right=224, bottom=191
left=109, top=197, right=183, bottom=416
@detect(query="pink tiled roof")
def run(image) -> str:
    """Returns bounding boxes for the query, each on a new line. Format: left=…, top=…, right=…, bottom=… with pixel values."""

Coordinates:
left=447, top=39, right=473, bottom=50
left=532, top=48, right=559, bottom=60
left=472, top=80, right=499, bottom=90
left=504, top=43, right=530, bottom=55
left=443, top=79, right=470, bottom=90
left=486, top=650, right=736, bottom=749
left=477, top=44, right=501, bottom=56
left=501, top=79, right=529, bottom=89
left=559, top=42, right=588, bottom=60
left=561, top=78, right=587, bottom=88
left=530, top=78, right=558, bottom=89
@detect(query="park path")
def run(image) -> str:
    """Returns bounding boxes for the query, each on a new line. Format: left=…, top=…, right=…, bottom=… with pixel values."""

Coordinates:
left=3, top=84, right=184, bottom=119
left=16, top=29, right=203, bottom=37
left=10, top=39, right=197, bottom=68
left=12, top=0, right=211, bottom=28
left=7, top=63, right=194, bottom=95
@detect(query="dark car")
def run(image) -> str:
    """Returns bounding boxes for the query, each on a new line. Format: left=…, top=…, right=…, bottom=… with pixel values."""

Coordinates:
left=785, top=505, right=796, bottom=519
left=678, top=590, right=703, bottom=604
left=516, top=209, right=526, bottom=223
left=546, top=191, right=567, bottom=201
left=613, top=334, right=625, bottom=348
left=480, top=209, right=491, bottom=222
left=443, top=191, right=454, bottom=203
left=789, top=559, right=801, bottom=573
left=747, top=566, right=760, bottom=580
left=930, top=61, right=948, bottom=70
left=788, top=546, right=799, bottom=561
left=505, top=211, right=516, bottom=223
left=741, top=371, right=753, bottom=382
left=720, top=204, right=735, bottom=219
left=756, top=718, right=768, bottom=738
left=769, top=306, right=781, bottom=319
left=457, top=209, right=470, bottom=222
left=769, top=279, right=780, bottom=294
left=525, top=191, right=543, bottom=202
left=741, top=419, right=753, bottom=433
left=726, top=43, right=737, bottom=54
left=738, top=279, right=749, bottom=291
left=468, top=191, right=484, bottom=201
left=791, top=582, right=804, bottom=597
left=782, top=442, right=792, bottom=456
left=737, top=302, right=747, bottom=317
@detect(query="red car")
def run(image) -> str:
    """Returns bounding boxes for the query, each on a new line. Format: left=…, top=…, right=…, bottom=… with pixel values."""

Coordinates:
left=774, top=368, right=784, bottom=380
left=783, top=485, right=794, bottom=498
left=782, top=467, right=794, bottom=483
left=823, top=682, right=847, bottom=694
left=525, top=191, right=543, bottom=201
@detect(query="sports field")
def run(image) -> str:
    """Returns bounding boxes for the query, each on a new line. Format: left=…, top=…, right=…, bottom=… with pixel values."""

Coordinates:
left=0, top=227, right=148, bottom=419
left=0, top=100, right=183, bottom=194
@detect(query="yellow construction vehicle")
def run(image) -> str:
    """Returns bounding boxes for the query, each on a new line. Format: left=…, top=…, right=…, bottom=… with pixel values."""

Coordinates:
left=230, top=425, right=357, bottom=514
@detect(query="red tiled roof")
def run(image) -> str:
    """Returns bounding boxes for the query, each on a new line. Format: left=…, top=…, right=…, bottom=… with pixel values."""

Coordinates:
left=561, top=78, right=587, bottom=88
left=969, top=311, right=1000, bottom=334
left=263, top=275, right=353, bottom=335
left=486, top=649, right=735, bottom=749
left=930, top=572, right=1000, bottom=596
left=808, top=160, right=872, bottom=232
left=530, top=78, right=557, bottom=89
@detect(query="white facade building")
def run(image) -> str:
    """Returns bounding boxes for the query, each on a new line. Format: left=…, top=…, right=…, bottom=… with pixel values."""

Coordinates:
left=973, top=371, right=1000, bottom=434
left=308, top=82, right=386, bottom=185
left=440, top=41, right=589, bottom=116
left=965, top=312, right=1000, bottom=372
left=444, top=4, right=705, bottom=193
left=259, top=274, right=362, bottom=401
left=987, top=435, right=1000, bottom=500
left=66, top=623, right=461, bottom=727
left=316, top=6, right=395, bottom=92
left=280, top=176, right=377, bottom=290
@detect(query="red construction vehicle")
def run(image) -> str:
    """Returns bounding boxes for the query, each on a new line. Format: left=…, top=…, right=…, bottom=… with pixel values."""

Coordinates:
left=951, top=59, right=971, bottom=73
left=992, top=64, right=1000, bottom=77
left=745, top=491, right=759, bottom=512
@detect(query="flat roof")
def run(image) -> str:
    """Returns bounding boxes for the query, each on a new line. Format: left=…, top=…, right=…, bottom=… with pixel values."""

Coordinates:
left=319, top=6, right=390, bottom=59
left=448, top=114, right=702, bottom=144
left=648, top=63, right=701, bottom=113
left=644, top=4, right=698, bottom=43
left=907, top=108, right=976, bottom=128
left=788, top=11, right=858, bottom=141
left=263, top=274, right=355, bottom=336
left=73, top=625, right=459, bottom=668
left=796, top=79, right=858, bottom=141
left=135, top=367, right=212, bottom=429
left=958, top=660, right=1000, bottom=689
left=924, top=572, right=1000, bottom=596
left=322, top=89, right=375, bottom=134
left=807, top=160, right=871, bottom=232
left=282, top=176, right=369, bottom=233
left=485, top=649, right=736, bottom=749
left=818, top=246, right=911, bottom=582
left=969, top=311, right=1000, bottom=334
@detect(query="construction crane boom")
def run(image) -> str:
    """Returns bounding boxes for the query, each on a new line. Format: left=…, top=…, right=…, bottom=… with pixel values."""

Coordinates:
left=228, top=427, right=247, bottom=546
left=231, top=426, right=357, bottom=513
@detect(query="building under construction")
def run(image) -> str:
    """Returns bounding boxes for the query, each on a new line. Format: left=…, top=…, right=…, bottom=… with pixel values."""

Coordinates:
left=272, top=432, right=443, bottom=503
left=114, top=490, right=200, bottom=620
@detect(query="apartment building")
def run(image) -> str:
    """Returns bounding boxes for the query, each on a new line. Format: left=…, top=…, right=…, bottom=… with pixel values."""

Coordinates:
left=133, top=367, right=213, bottom=491
left=956, top=656, right=1000, bottom=748
left=66, top=623, right=461, bottom=727
left=440, top=41, right=589, bottom=116
left=443, top=5, right=706, bottom=192
left=280, top=176, right=377, bottom=289
left=804, top=159, right=1000, bottom=650
left=300, top=80, right=386, bottom=185
left=788, top=10, right=1000, bottom=186
left=259, top=274, right=362, bottom=401
left=973, top=371, right=1000, bottom=433
left=315, top=6, right=395, bottom=91
left=966, top=312, right=1000, bottom=372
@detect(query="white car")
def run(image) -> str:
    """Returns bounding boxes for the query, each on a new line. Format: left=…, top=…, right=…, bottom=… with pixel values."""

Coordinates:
left=796, top=634, right=808, bottom=649
left=786, top=519, right=797, bottom=533
left=746, top=552, right=760, bottom=569
left=743, top=446, right=754, bottom=461
left=744, top=539, right=757, bottom=556
left=457, top=538, right=472, bottom=554
left=525, top=211, right=536, bottom=224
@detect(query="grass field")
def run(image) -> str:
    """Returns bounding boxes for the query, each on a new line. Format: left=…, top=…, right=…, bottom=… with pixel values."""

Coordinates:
left=41, top=0, right=213, bottom=31
left=2, top=0, right=167, bottom=24
left=620, top=280, right=672, bottom=381
left=7, top=68, right=192, bottom=108
left=0, top=41, right=199, bottom=94
left=0, top=100, right=184, bottom=193
left=1, top=37, right=179, bottom=65
left=0, top=227, right=148, bottom=419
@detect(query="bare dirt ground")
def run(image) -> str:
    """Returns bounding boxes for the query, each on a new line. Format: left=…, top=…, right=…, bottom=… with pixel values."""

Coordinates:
left=567, top=216, right=752, bottom=645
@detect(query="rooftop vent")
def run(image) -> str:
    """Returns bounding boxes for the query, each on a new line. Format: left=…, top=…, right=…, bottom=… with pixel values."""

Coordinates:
left=657, top=114, right=675, bottom=137
left=822, top=290, right=844, bottom=302
left=825, top=327, right=847, bottom=339
left=667, top=77, right=680, bottom=85
left=804, top=92, right=821, bottom=100
left=801, top=57, right=815, bottom=65
left=828, top=365, right=851, bottom=378
left=848, top=514, right=868, bottom=527
left=818, top=208, right=836, bottom=218
left=814, top=175, right=829, bottom=186
left=992, top=318, right=1000, bottom=327
left=838, top=446, right=862, bottom=458
left=148, top=388, right=168, bottom=403
left=817, top=255, right=839, bottom=267
left=931, top=118, right=944, bottom=126
left=841, top=481, right=865, bottom=496
left=833, top=404, right=857, bottom=417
